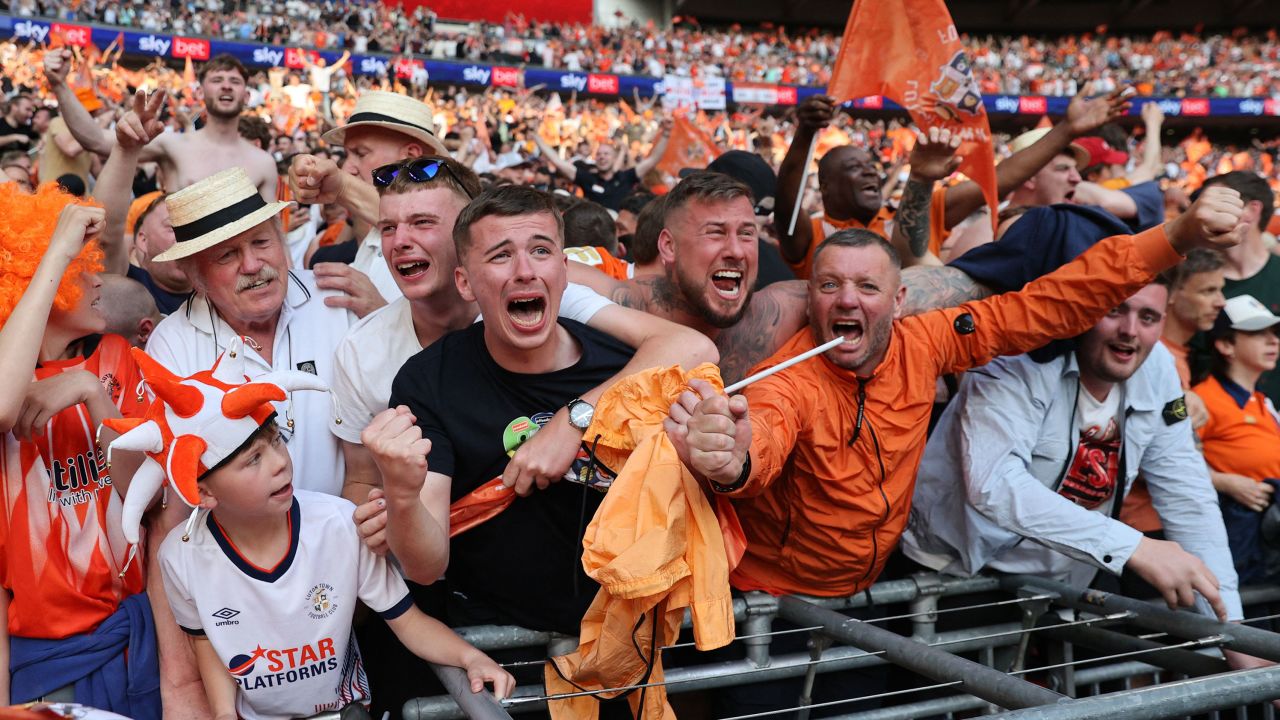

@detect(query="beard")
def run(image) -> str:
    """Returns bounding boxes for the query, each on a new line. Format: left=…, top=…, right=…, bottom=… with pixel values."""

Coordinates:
left=206, top=98, right=245, bottom=120
left=669, top=264, right=752, bottom=330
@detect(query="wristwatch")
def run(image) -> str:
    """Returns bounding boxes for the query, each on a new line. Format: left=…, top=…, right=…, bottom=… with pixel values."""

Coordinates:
left=566, top=398, right=595, bottom=430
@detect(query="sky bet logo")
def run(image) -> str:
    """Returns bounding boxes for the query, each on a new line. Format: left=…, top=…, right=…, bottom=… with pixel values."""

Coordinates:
left=360, top=57, right=388, bottom=75
left=138, top=35, right=170, bottom=56
left=12, top=20, right=49, bottom=43
left=252, top=47, right=284, bottom=66
left=463, top=65, right=491, bottom=85
left=227, top=639, right=338, bottom=690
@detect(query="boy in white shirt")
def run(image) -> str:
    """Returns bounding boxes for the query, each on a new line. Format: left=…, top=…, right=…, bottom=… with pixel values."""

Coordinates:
left=106, top=340, right=512, bottom=720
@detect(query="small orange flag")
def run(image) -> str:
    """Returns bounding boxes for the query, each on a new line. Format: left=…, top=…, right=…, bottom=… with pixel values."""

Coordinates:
left=655, top=115, right=721, bottom=179
left=826, top=0, right=998, bottom=222
left=183, top=56, right=196, bottom=89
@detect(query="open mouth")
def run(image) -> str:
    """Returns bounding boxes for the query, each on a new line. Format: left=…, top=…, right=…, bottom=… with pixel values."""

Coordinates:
left=832, top=319, right=865, bottom=347
left=240, top=277, right=272, bottom=293
left=711, top=270, right=743, bottom=300
left=395, top=260, right=430, bottom=279
left=269, top=482, right=292, bottom=500
left=1108, top=342, right=1137, bottom=362
left=507, top=295, right=547, bottom=329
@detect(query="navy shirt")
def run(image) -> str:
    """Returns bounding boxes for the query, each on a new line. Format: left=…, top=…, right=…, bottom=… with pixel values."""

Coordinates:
left=127, top=264, right=189, bottom=315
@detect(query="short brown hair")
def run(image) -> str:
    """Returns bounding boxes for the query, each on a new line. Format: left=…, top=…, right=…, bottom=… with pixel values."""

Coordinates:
left=453, top=185, right=563, bottom=260
left=811, top=228, right=901, bottom=272
left=662, top=171, right=752, bottom=225
left=628, top=194, right=666, bottom=265
left=1158, top=247, right=1225, bottom=289
left=376, top=156, right=481, bottom=204
left=198, top=53, right=249, bottom=83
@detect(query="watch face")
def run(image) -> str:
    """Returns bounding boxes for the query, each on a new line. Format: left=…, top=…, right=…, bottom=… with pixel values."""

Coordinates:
left=569, top=401, right=594, bottom=428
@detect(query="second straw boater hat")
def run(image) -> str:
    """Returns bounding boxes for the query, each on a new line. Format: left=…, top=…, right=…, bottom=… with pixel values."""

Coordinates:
left=321, top=90, right=449, bottom=156
left=154, top=167, right=291, bottom=262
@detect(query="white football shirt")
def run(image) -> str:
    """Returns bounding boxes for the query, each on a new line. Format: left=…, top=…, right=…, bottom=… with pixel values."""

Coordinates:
left=160, top=491, right=413, bottom=720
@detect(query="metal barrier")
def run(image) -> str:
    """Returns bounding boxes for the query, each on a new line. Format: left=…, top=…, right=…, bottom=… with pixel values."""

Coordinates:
left=412, top=574, right=1280, bottom=720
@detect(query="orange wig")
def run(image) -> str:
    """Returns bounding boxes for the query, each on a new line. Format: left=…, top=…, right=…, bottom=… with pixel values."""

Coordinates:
left=0, top=182, right=104, bottom=327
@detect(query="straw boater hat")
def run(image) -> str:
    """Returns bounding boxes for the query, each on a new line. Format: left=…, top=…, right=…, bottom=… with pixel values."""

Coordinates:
left=153, top=167, right=290, bottom=262
left=321, top=90, right=448, bottom=156
left=1008, top=128, right=1090, bottom=171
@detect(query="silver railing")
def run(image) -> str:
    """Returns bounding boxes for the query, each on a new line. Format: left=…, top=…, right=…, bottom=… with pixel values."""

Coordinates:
left=415, top=573, right=1280, bottom=720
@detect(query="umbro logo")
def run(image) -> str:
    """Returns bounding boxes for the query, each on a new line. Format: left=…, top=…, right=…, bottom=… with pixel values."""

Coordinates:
left=213, top=607, right=241, bottom=626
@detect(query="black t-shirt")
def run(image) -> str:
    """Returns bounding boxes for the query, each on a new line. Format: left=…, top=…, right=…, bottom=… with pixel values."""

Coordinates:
left=127, top=264, right=190, bottom=315
left=389, top=318, right=634, bottom=634
left=573, top=165, right=639, bottom=212
left=0, top=118, right=36, bottom=152
left=755, top=239, right=795, bottom=290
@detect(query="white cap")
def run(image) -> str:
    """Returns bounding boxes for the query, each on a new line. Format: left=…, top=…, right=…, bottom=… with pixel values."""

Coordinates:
left=1221, top=295, right=1280, bottom=332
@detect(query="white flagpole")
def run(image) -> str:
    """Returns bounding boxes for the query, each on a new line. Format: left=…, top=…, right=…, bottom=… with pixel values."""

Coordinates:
left=724, top=335, right=845, bottom=394
left=785, top=134, right=819, bottom=236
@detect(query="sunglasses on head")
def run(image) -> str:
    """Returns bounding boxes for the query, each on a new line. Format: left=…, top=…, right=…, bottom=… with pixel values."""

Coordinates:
left=371, top=157, right=474, bottom=199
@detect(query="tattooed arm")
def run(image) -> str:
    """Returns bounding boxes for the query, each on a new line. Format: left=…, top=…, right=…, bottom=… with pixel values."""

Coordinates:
left=899, top=266, right=993, bottom=317
left=715, top=281, right=809, bottom=383
left=891, top=127, right=961, bottom=269
left=889, top=176, right=941, bottom=268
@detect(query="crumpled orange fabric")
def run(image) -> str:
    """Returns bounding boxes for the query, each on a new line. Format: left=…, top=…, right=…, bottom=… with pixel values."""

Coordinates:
left=544, top=363, right=744, bottom=720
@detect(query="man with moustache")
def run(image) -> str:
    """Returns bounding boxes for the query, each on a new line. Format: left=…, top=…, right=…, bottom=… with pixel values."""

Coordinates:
left=44, top=52, right=277, bottom=199
left=667, top=185, right=1246, bottom=604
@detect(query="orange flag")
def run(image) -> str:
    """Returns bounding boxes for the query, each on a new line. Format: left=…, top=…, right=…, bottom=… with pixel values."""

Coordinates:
left=826, top=0, right=998, bottom=222
left=655, top=115, right=721, bottom=179
left=183, top=56, right=196, bottom=89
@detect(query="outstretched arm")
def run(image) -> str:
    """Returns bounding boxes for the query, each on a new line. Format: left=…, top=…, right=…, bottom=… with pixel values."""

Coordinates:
left=634, top=117, right=674, bottom=179
left=943, top=85, right=1132, bottom=228
left=530, top=130, right=579, bottom=180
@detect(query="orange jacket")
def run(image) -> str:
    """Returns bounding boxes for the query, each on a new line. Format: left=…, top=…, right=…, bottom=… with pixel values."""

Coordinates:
left=565, top=246, right=633, bottom=281
left=729, top=226, right=1182, bottom=597
left=546, top=364, right=744, bottom=720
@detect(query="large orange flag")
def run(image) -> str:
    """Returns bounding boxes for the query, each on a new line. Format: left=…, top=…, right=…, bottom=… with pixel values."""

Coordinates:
left=827, top=0, right=998, bottom=221
left=655, top=115, right=721, bottom=179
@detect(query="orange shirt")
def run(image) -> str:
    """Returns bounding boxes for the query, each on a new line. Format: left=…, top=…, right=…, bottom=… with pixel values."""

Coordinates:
left=1195, top=374, right=1280, bottom=482
left=731, top=226, right=1181, bottom=596
left=564, top=246, right=632, bottom=281
left=790, top=186, right=949, bottom=279
left=0, top=335, right=147, bottom=639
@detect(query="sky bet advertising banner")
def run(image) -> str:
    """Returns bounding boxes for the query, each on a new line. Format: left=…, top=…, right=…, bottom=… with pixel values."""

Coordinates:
left=3, top=15, right=1279, bottom=118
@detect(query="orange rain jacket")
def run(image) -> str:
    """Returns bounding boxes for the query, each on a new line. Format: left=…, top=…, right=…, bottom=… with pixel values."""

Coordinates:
left=729, top=226, right=1183, bottom=597
left=545, top=364, right=745, bottom=720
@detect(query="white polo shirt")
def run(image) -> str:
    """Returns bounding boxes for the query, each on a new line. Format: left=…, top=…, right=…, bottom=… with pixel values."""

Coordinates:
left=146, top=271, right=352, bottom=496
left=329, top=284, right=613, bottom=443
left=160, top=491, right=413, bottom=720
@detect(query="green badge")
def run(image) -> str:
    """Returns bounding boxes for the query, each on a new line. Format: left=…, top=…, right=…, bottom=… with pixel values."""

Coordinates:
left=503, top=416, right=539, bottom=457
left=1163, top=396, right=1188, bottom=425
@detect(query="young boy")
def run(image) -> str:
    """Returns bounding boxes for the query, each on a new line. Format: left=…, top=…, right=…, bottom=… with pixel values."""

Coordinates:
left=106, top=340, right=512, bottom=720
left=0, top=185, right=155, bottom=715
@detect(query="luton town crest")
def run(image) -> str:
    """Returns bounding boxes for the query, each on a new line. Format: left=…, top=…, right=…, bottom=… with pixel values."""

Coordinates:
left=928, top=51, right=983, bottom=121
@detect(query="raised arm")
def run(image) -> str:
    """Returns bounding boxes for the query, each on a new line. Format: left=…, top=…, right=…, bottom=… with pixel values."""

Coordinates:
left=918, top=185, right=1245, bottom=377
left=530, top=130, right=579, bottom=180
left=633, top=117, right=673, bottom=179
left=94, top=89, right=167, bottom=276
left=943, top=86, right=1132, bottom=228
left=773, top=95, right=834, bottom=266
left=0, top=205, right=104, bottom=433
left=1127, top=102, right=1165, bottom=186
left=890, top=127, right=961, bottom=268
left=289, top=153, right=379, bottom=226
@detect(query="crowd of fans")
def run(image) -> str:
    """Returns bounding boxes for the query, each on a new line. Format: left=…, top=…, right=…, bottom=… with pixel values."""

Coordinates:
left=8, top=0, right=1280, bottom=94
left=1, top=13, right=1280, bottom=720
